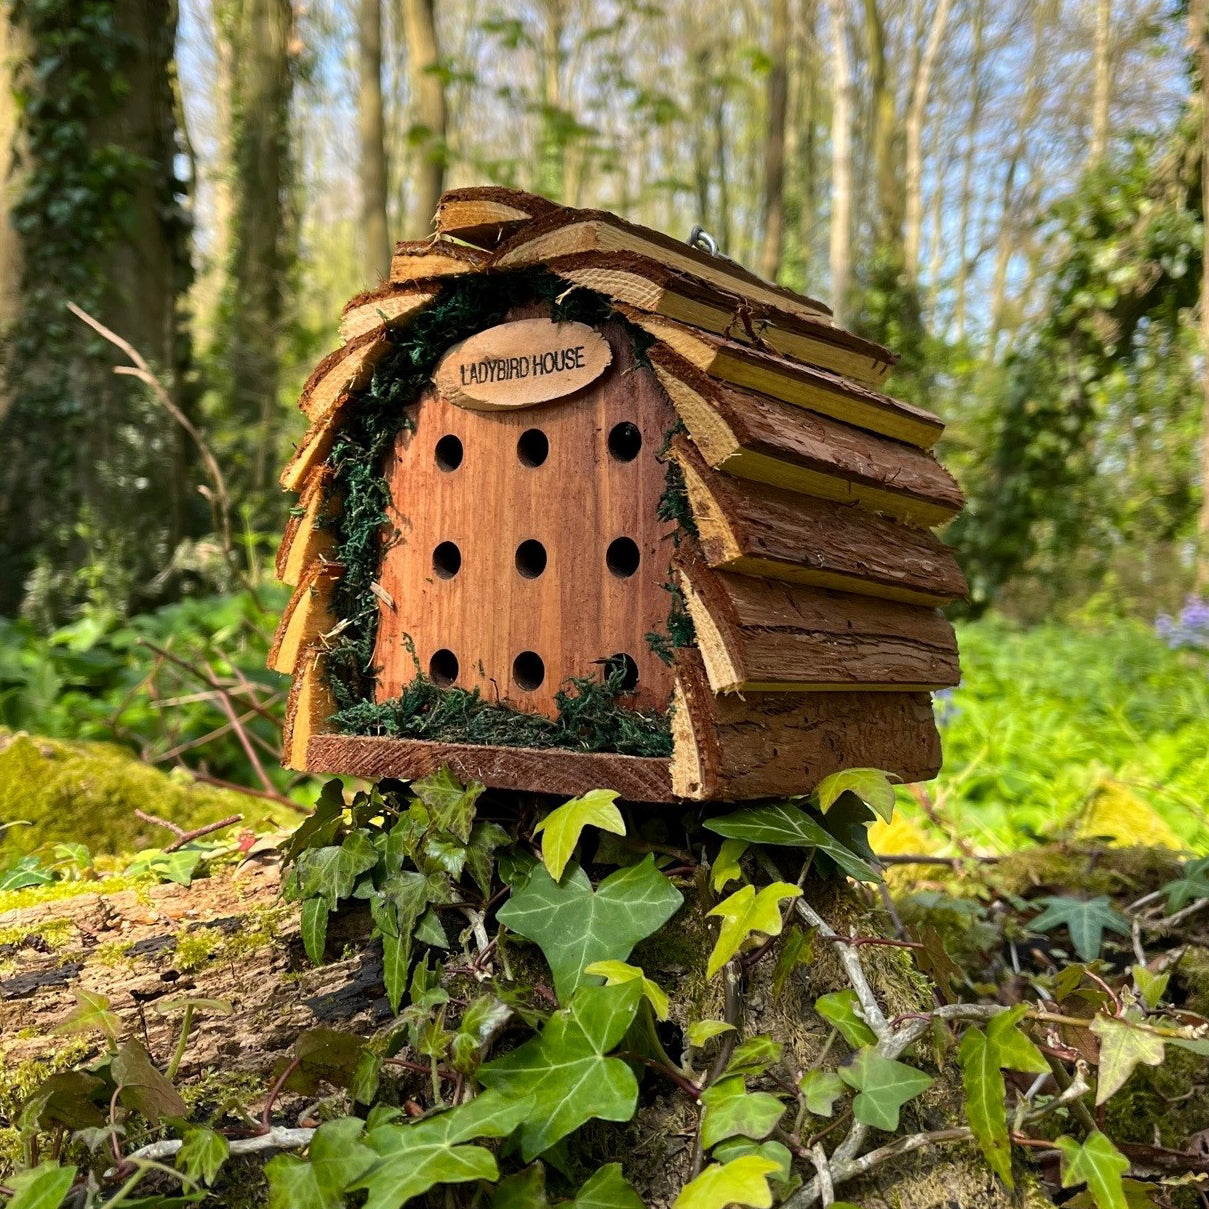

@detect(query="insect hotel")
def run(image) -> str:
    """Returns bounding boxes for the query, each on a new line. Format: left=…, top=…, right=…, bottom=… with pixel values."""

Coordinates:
left=269, top=187, right=966, bottom=802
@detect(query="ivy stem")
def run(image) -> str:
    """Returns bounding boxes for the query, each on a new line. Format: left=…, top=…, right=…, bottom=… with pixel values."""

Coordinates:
left=616, top=1052, right=700, bottom=1098
left=261, top=1057, right=301, bottom=1132
left=167, top=1004, right=194, bottom=1081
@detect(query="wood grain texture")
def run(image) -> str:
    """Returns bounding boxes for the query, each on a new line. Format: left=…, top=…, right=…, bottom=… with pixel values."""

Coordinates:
left=279, top=400, right=350, bottom=492
left=388, top=238, right=491, bottom=284
left=492, top=208, right=834, bottom=324
left=283, top=649, right=337, bottom=771
left=435, top=186, right=560, bottom=247
left=672, top=439, right=968, bottom=607
left=275, top=466, right=339, bottom=586
left=372, top=314, right=679, bottom=719
left=625, top=307, right=940, bottom=449
left=678, top=560, right=960, bottom=693
left=339, top=283, right=438, bottom=343
left=298, top=333, right=389, bottom=423
left=671, top=652, right=942, bottom=800
left=549, top=251, right=892, bottom=388
left=268, top=563, right=342, bottom=676
left=306, top=735, right=674, bottom=802
left=650, top=347, right=962, bottom=527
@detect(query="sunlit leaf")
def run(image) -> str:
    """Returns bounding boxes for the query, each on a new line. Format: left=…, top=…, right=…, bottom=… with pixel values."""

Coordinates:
left=535, top=790, right=626, bottom=882
left=177, top=1128, right=229, bottom=1187
left=711, top=838, right=749, bottom=893
left=671, top=1155, right=780, bottom=1209
left=266, top=1117, right=377, bottom=1209
left=816, top=768, right=896, bottom=822
left=698, top=1076, right=784, bottom=1149
left=1090, top=1015, right=1165, bottom=1104
left=573, top=1163, right=644, bottom=1208
left=706, top=883, right=801, bottom=978
left=814, top=990, right=876, bottom=1049
left=3, top=1164, right=77, bottom=1209
left=838, top=1047, right=932, bottom=1131
left=584, top=959, right=669, bottom=1020
left=1056, top=1131, right=1131, bottom=1209
left=798, top=1069, right=846, bottom=1118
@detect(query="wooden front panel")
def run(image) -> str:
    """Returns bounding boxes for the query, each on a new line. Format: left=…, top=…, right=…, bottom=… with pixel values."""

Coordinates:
left=372, top=319, right=678, bottom=718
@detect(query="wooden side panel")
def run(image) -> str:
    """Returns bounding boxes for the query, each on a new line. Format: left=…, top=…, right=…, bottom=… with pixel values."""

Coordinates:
left=299, top=333, right=390, bottom=423
left=678, top=561, right=960, bottom=693
left=340, top=284, right=438, bottom=343
left=672, top=440, right=968, bottom=607
left=283, top=649, right=337, bottom=771
left=372, top=316, right=679, bottom=719
left=306, top=735, right=674, bottom=802
left=650, top=348, right=962, bottom=526
left=671, top=653, right=942, bottom=800
left=268, top=564, right=342, bottom=675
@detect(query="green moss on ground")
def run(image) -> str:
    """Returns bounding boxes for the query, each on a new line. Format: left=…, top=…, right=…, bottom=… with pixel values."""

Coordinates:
left=0, top=730, right=283, bottom=858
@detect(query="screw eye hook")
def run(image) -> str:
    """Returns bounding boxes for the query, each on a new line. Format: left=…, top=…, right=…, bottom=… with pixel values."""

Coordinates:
left=687, top=225, right=720, bottom=256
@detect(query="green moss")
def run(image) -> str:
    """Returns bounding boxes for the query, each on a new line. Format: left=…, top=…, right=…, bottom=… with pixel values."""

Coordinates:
left=0, top=730, right=281, bottom=859
left=987, top=844, right=1183, bottom=901
left=0, top=918, right=75, bottom=951
left=0, top=871, right=155, bottom=915
left=0, top=1038, right=95, bottom=1125
left=171, top=901, right=290, bottom=973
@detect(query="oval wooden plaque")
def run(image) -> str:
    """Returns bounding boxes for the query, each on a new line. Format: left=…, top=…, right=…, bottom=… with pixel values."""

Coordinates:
left=434, top=318, right=612, bottom=411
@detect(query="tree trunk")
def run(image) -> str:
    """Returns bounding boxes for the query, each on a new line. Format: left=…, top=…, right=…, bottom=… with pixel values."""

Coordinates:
left=862, top=0, right=901, bottom=260
left=760, top=0, right=790, bottom=282
left=0, top=12, right=24, bottom=398
left=359, top=0, right=390, bottom=282
left=402, top=0, right=445, bottom=236
left=1089, top=0, right=1112, bottom=168
left=828, top=0, right=854, bottom=324
left=952, top=0, right=987, bottom=342
left=1193, top=3, right=1209, bottom=591
left=216, top=0, right=294, bottom=508
left=903, top=0, right=953, bottom=284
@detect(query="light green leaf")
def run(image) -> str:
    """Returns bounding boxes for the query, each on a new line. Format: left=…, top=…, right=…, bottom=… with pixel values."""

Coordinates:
left=958, top=1026, right=1011, bottom=1186
left=451, top=995, right=512, bottom=1074
left=772, top=926, right=813, bottom=996
left=574, top=1163, right=644, bottom=1208
left=351, top=1090, right=534, bottom=1209
left=986, top=1005, right=1049, bottom=1075
left=814, top=990, right=877, bottom=1049
left=266, top=1117, right=377, bottom=1209
left=723, top=1036, right=783, bottom=1080
left=838, top=1047, right=933, bottom=1131
left=688, top=1019, right=737, bottom=1047
left=584, top=960, right=670, bottom=1020
left=799, top=1069, right=846, bottom=1117
left=56, top=989, right=121, bottom=1043
left=1056, top=1131, right=1131, bottom=1209
left=301, top=898, right=328, bottom=966
left=535, top=790, right=626, bottom=882
left=671, top=1155, right=780, bottom=1209
left=4, top=1164, right=77, bottom=1209
left=1030, top=897, right=1131, bottom=962
left=704, top=803, right=880, bottom=883
left=711, top=1139, right=792, bottom=1185
left=706, top=883, right=801, bottom=978
left=177, top=1127, right=229, bottom=1187
left=412, top=768, right=485, bottom=843
left=478, top=981, right=643, bottom=1160
left=816, top=768, right=897, bottom=822
left=1090, top=1015, right=1165, bottom=1104
left=711, top=838, right=749, bottom=893
left=294, top=832, right=379, bottom=910
left=699, top=1076, right=784, bottom=1149
left=1131, top=964, right=1170, bottom=1010
left=497, top=856, right=682, bottom=1002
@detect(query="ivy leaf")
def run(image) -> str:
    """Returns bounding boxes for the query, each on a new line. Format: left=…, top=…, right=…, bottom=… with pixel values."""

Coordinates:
left=1029, top=896, right=1131, bottom=962
left=584, top=959, right=670, bottom=1020
left=711, top=838, right=749, bottom=893
left=492, top=1164, right=549, bottom=1208
left=497, top=856, right=682, bottom=1002
left=3, top=1164, right=77, bottom=1209
left=816, top=768, right=897, bottom=823
left=1160, top=856, right=1209, bottom=912
left=281, top=779, right=346, bottom=865
left=56, top=989, right=121, bottom=1043
left=574, top=1163, right=644, bottom=1208
left=711, top=1139, right=793, bottom=1185
left=1056, top=1131, right=1131, bottom=1209
left=19, top=1071, right=105, bottom=1131
left=111, top=1039, right=188, bottom=1123
left=301, top=898, right=328, bottom=966
left=478, top=981, right=643, bottom=1160
left=699, top=1076, right=784, bottom=1149
left=1131, top=965, right=1170, bottom=1010
left=959, top=1027, right=1012, bottom=1186
left=266, top=1117, right=378, bottom=1209
left=412, top=768, right=485, bottom=843
left=838, top=1047, right=933, bottom=1131
left=465, top=821, right=511, bottom=896
left=723, top=1036, right=783, bottom=1080
left=352, top=1090, right=533, bottom=1209
left=799, top=1069, right=846, bottom=1117
left=534, top=790, right=626, bottom=882
left=1090, top=1015, right=1165, bottom=1104
left=450, top=995, right=512, bottom=1074
left=671, top=1155, right=781, bottom=1209
left=176, top=1127, right=229, bottom=1187
left=986, top=1005, right=1049, bottom=1075
left=704, top=803, right=880, bottom=883
left=688, top=1019, right=737, bottom=1047
left=814, top=990, right=877, bottom=1049
left=294, top=833, right=379, bottom=910
left=706, top=883, right=802, bottom=978
left=772, top=926, right=814, bottom=996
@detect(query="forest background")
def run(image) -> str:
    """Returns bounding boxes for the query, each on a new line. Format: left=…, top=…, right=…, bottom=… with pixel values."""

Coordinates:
left=1, top=0, right=1209, bottom=853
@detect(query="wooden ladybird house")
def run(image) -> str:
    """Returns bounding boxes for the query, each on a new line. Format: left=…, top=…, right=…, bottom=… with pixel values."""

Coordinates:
left=269, top=186, right=967, bottom=802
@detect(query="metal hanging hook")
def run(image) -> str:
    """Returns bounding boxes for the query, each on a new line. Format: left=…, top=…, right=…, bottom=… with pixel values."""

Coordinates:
left=687, top=225, right=720, bottom=256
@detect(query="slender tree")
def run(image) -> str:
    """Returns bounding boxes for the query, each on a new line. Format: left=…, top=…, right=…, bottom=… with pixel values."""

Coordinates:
left=827, top=0, right=855, bottom=323
left=402, top=0, right=446, bottom=236
left=759, top=0, right=790, bottom=281
left=360, top=0, right=391, bottom=280
left=1192, top=0, right=1209, bottom=588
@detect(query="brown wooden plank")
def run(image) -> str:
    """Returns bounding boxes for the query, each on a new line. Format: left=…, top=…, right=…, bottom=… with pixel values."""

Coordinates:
left=491, top=208, right=834, bottom=325
left=649, top=347, right=962, bottom=526
left=283, top=649, right=337, bottom=771
left=339, top=282, right=439, bottom=342
left=372, top=313, right=680, bottom=719
left=671, top=439, right=967, bottom=607
left=670, top=652, right=942, bottom=800
left=677, top=560, right=960, bottom=693
left=388, top=239, right=491, bottom=286
left=549, top=251, right=892, bottom=388
left=299, top=332, right=390, bottom=422
left=625, top=307, right=941, bottom=449
left=268, top=563, right=343, bottom=675
left=306, top=735, right=675, bottom=802
left=279, top=400, right=350, bottom=492
left=435, top=186, right=561, bottom=247
left=275, top=466, right=339, bottom=586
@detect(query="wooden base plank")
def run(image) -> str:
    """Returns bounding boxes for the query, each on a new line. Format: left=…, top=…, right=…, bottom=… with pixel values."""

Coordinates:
left=305, top=735, right=675, bottom=802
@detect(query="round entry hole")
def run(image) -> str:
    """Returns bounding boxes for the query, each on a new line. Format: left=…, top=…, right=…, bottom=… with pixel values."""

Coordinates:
left=435, top=434, right=464, bottom=471
left=429, top=649, right=459, bottom=686
left=604, top=652, right=640, bottom=693
left=513, top=651, right=545, bottom=692
left=517, top=428, right=549, bottom=467
left=608, top=422, right=642, bottom=462
left=606, top=537, right=641, bottom=579
left=433, top=541, right=462, bottom=579
left=515, top=539, right=548, bottom=579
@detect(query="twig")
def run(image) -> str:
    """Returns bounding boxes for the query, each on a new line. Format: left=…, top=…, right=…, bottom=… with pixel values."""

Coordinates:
left=118, top=1127, right=316, bottom=1169
left=134, top=810, right=243, bottom=852
left=190, top=770, right=308, bottom=814
left=261, top=1057, right=301, bottom=1131
left=690, top=959, right=742, bottom=1179
left=809, top=1144, right=834, bottom=1207
left=213, top=690, right=277, bottom=795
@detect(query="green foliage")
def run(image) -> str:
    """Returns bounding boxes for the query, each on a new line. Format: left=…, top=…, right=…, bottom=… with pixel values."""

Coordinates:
left=1056, top=1132, right=1132, bottom=1209
left=705, top=882, right=801, bottom=977
left=837, top=1047, right=933, bottom=1132
left=1029, top=897, right=1132, bottom=963
left=534, top=789, right=625, bottom=881
left=671, top=1154, right=781, bottom=1209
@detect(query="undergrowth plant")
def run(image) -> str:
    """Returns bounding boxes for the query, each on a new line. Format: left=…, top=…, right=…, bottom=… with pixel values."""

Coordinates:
left=4, top=768, right=1208, bottom=1208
